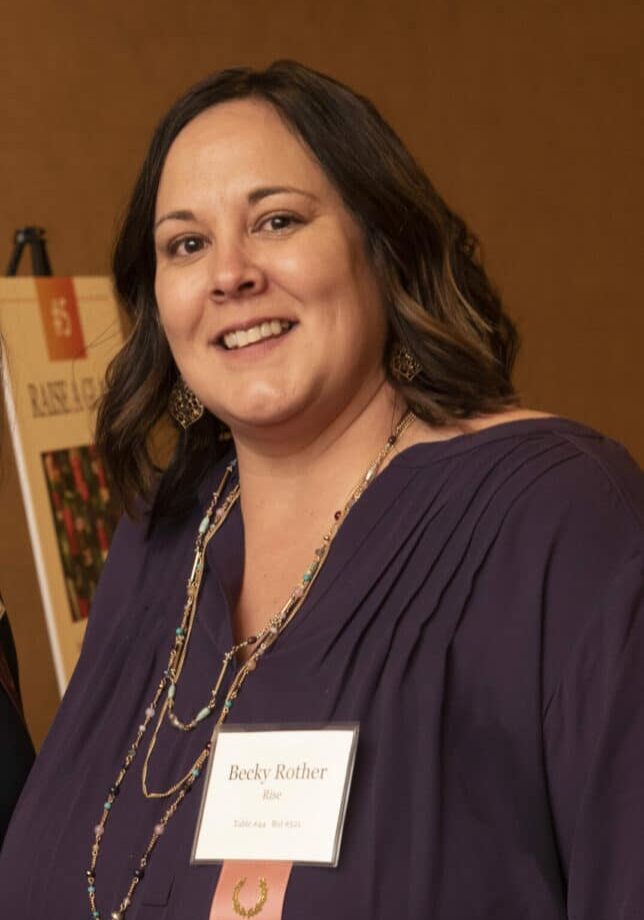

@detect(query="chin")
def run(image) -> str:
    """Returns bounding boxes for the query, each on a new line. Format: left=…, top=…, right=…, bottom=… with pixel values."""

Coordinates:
left=214, top=372, right=324, bottom=425
left=215, top=396, right=307, bottom=434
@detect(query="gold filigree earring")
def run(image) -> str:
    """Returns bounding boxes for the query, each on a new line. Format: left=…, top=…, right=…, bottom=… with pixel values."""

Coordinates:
left=390, top=342, right=422, bottom=383
left=168, top=377, right=204, bottom=429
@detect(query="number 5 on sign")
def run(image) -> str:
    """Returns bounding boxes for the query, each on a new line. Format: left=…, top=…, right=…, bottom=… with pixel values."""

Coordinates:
left=36, top=278, right=86, bottom=361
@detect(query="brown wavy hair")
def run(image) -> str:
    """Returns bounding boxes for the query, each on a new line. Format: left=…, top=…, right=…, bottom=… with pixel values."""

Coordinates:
left=96, top=60, right=519, bottom=518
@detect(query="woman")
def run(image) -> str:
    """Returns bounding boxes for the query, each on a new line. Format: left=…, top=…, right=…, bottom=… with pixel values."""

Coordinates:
left=0, top=61, right=642, bottom=918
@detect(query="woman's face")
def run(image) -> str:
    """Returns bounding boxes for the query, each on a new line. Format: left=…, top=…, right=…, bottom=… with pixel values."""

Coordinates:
left=154, top=98, right=388, bottom=441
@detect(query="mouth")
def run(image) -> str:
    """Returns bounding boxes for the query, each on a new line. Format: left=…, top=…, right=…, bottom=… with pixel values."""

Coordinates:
left=217, top=319, right=296, bottom=351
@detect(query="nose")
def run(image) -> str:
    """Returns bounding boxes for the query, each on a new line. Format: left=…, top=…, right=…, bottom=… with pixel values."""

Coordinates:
left=208, top=240, right=266, bottom=303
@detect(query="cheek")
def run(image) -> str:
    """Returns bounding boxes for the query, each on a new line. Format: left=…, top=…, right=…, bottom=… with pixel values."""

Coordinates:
left=154, top=271, right=204, bottom=341
left=271, top=246, right=334, bottom=304
left=275, top=218, right=362, bottom=300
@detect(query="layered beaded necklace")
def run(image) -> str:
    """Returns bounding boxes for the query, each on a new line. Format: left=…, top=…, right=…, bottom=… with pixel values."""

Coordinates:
left=86, top=410, right=415, bottom=920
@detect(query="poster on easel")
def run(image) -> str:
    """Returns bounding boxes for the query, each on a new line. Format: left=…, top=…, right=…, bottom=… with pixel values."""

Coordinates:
left=0, top=277, right=125, bottom=694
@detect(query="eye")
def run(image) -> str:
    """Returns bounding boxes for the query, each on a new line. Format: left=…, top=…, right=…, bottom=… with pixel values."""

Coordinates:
left=256, top=213, right=302, bottom=233
left=166, top=235, right=207, bottom=257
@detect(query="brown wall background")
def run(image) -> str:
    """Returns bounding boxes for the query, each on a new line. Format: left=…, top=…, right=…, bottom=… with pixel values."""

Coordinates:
left=1, top=0, right=642, bottom=748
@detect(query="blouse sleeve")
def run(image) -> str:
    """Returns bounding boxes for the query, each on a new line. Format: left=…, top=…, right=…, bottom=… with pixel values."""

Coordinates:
left=543, top=548, right=644, bottom=917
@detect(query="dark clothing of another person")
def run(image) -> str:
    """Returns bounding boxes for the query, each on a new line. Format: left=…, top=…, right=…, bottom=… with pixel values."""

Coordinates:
left=0, top=597, right=35, bottom=847
left=0, top=418, right=643, bottom=918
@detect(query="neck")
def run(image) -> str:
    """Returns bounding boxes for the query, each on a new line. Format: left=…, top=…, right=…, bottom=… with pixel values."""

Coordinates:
left=229, top=380, right=407, bottom=524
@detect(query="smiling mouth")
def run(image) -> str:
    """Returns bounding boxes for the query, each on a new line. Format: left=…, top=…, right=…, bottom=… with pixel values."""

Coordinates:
left=219, top=320, right=295, bottom=351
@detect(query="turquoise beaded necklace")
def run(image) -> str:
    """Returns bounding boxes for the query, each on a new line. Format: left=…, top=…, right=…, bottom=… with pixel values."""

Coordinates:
left=86, top=411, right=415, bottom=920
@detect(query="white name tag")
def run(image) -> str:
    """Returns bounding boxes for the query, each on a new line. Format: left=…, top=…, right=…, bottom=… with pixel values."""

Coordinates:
left=191, top=724, right=359, bottom=866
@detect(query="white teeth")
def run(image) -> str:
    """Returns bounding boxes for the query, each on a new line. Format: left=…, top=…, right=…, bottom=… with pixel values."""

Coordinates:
left=221, top=320, right=293, bottom=350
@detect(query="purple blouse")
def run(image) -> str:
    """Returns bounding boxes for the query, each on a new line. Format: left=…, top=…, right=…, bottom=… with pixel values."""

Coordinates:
left=1, top=418, right=643, bottom=919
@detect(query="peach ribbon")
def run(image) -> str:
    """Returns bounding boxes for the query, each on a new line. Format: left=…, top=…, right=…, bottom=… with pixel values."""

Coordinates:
left=209, top=861, right=293, bottom=920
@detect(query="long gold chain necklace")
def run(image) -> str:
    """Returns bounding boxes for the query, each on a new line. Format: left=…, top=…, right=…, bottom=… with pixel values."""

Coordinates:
left=86, top=411, right=415, bottom=920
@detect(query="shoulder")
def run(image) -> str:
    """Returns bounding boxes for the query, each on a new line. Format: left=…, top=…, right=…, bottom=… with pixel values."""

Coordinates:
left=399, top=415, right=643, bottom=539
left=396, top=418, right=642, bottom=662
left=494, top=419, right=643, bottom=547
left=496, top=418, right=641, bottom=534
left=454, top=418, right=644, bottom=704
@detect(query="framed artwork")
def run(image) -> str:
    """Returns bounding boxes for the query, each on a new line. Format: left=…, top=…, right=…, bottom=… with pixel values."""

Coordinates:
left=0, top=278, right=124, bottom=691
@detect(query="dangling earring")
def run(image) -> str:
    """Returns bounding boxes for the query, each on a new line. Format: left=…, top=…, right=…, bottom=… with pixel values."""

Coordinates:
left=390, top=342, right=422, bottom=383
left=168, top=377, right=204, bottom=429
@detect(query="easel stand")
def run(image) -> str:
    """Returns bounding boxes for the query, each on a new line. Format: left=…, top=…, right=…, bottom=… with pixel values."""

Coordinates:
left=6, top=227, right=53, bottom=277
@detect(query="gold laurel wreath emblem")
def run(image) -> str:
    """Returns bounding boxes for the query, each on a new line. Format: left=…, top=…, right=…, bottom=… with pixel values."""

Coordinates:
left=232, top=876, right=269, bottom=917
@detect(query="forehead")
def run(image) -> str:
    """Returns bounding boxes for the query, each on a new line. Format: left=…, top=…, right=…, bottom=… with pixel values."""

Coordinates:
left=156, top=98, right=332, bottom=209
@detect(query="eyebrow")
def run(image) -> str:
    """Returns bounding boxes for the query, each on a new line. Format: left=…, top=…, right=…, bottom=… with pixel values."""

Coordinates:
left=247, top=185, right=317, bottom=204
left=154, top=186, right=317, bottom=231
left=154, top=209, right=195, bottom=231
